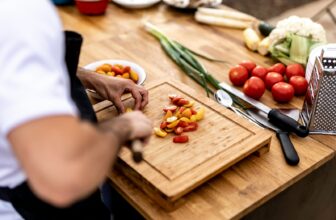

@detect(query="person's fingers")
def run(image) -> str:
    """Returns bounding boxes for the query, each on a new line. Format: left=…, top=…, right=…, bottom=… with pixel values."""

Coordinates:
left=131, top=89, right=142, bottom=110
left=111, top=96, right=125, bottom=113
left=139, top=88, right=149, bottom=110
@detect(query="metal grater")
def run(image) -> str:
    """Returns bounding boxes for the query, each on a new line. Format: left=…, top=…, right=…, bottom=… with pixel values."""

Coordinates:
left=300, top=48, right=336, bottom=134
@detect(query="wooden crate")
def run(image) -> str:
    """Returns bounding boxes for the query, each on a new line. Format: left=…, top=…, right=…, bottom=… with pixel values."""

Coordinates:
left=95, top=80, right=272, bottom=211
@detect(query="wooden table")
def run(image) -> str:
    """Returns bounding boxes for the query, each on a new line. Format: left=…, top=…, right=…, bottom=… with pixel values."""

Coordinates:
left=57, top=4, right=336, bottom=219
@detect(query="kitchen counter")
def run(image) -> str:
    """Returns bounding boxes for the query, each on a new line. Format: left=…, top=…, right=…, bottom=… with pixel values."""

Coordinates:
left=57, top=4, right=336, bottom=219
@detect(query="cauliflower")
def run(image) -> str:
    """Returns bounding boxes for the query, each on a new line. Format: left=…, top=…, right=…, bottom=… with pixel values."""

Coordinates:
left=268, top=16, right=327, bottom=65
left=269, top=16, right=327, bottom=45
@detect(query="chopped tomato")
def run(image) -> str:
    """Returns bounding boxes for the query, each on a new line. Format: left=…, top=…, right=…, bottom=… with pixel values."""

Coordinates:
left=173, top=135, right=189, bottom=143
left=191, top=109, right=197, bottom=115
left=177, top=98, right=189, bottom=106
left=174, top=127, right=184, bottom=135
left=111, top=66, right=123, bottom=75
left=183, top=122, right=198, bottom=132
left=163, top=105, right=177, bottom=113
left=172, top=97, right=182, bottom=105
left=168, top=94, right=179, bottom=101
left=178, top=121, right=189, bottom=128
left=160, top=121, right=168, bottom=129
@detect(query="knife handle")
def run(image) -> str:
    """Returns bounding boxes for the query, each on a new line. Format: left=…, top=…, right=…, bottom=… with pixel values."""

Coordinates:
left=131, top=139, right=143, bottom=163
left=276, top=131, right=300, bottom=165
left=268, top=109, right=309, bottom=137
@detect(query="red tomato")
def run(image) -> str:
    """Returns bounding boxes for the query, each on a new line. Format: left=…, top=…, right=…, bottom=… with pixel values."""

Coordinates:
left=173, top=135, right=189, bottom=143
left=168, top=94, right=179, bottom=101
left=267, top=63, right=286, bottom=75
left=174, top=127, right=184, bottom=135
left=264, top=72, right=284, bottom=90
left=160, top=121, right=168, bottom=129
left=229, top=65, right=249, bottom=86
left=111, top=66, right=123, bottom=75
left=286, top=64, right=305, bottom=79
left=122, top=66, right=131, bottom=73
left=178, top=121, right=189, bottom=128
left=183, top=122, right=198, bottom=132
left=177, top=98, right=189, bottom=106
left=243, top=76, right=266, bottom=100
left=239, top=60, right=256, bottom=73
left=289, top=76, right=308, bottom=96
left=251, top=66, right=268, bottom=80
left=271, top=82, right=294, bottom=103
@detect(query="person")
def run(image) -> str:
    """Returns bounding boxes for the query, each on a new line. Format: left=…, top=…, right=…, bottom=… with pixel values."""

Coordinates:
left=0, top=0, right=152, bottom=219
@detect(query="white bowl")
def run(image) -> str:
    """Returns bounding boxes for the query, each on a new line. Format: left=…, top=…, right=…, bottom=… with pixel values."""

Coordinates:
left=111, top=0, right=161, bottom=9
left=84, top=59, right=146, bottom=85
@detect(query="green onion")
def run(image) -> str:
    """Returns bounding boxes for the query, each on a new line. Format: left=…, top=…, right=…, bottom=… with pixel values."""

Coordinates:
left=144, top=22, right=246, bottom=108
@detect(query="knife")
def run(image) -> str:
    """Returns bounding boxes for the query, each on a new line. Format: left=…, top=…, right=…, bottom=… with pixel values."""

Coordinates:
left=247, top=109, right=300, bottom=165
left=219, top=82, right=309, bottom=137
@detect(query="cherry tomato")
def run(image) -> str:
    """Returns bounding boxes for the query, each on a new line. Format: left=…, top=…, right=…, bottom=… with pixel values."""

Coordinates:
left=243, top=76, right=265, bottom=100
left=239, top=60, right=256, bottom=73
left=286, top=63, right=305, bottom=79
left=251, top=66, right=268, bottom=80
left=264, top=72, right=284, bottom=90
left=183, top=122, right=198, bottom=132
left=160, top=121, right=168, bottom=129
left=168, top=94, right=179, bottom=101
left=111, top=66, right=123, bottom=75
left=271, top=82, right=294, bottom=103
left=267, top=63, right=286, bottom=75
left=178, top=121, right=189, bottom=128
left=174, top=127, right=184, bottom=135
left=173, top=135, right=189, bottom=143
left=229, top=65, right=249, bottom=86
left=163, top=105, right=177, bottom=112
left=122, top=66, right=131, bottom=73
left=177, top=98, right=189, bottom=106
left=289, top=76, right=308, bottom=96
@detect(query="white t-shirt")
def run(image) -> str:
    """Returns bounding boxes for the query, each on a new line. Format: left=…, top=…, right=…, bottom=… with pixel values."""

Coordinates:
left=0, top=0, right=78, bottom=218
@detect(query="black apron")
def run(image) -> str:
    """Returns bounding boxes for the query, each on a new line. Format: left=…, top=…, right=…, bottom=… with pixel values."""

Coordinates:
left=0, top=31, right=110, bottom=219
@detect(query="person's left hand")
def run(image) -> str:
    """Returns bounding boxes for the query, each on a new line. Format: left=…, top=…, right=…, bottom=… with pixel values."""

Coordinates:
left=77, top=67, right=149, bottom=113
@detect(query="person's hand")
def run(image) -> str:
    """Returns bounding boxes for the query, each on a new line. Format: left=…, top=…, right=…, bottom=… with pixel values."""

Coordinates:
left=97, top=77, right=148, bottom=113
left=77, top=67, right=149, bottom=113
left=100, top=111, right=152, bottom=146
left=119, top=111, right=153, bottom=144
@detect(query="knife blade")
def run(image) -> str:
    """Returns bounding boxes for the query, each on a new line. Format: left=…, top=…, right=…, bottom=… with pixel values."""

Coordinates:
left=219, top=82, right=309, bottom=137
left=246, top=109, right=300, bottom=165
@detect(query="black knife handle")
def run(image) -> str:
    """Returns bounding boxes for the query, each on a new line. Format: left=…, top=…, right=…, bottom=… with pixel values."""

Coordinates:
left=276, top=131, right=300, bottom=165
left=268, top=109, right=309, bottom=137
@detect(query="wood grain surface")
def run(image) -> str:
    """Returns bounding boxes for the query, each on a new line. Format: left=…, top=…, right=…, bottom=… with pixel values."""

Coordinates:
left=95, top=79, right=271, bottom=211
left=57, top=3, right=336, bottom=219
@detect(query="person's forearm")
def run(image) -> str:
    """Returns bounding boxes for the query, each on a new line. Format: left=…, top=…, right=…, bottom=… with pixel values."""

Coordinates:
left=76, top=66, right=102, bottom=90
left=9, top=116, right=129, bottom=207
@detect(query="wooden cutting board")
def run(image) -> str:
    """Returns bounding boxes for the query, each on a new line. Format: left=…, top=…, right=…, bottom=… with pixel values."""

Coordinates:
left=95, top=80, right=272, bottom=211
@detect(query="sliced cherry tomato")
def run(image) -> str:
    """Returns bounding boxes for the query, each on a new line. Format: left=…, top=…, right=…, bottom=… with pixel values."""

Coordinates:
left=163, top=105, right=177, bottom=112
left=172, top=97, right=182, bottom=105
left=267, top=63, right=286, bottom=75
left=191, top=109, right=197, bottom=115
left=229, top=65, right=249, bottom=86
left=174, top=127, right=184, bottom=135
left=177, top=98, right=189, bottom=106
left=178, top=121, right=189, bottom=128
left=183, top=122, right=198, bottom=132
left=160, top=121, right=168, bottom=129
left=168, top=94, right=179, bottom=101
left=173, top=135, right=189, bottom=143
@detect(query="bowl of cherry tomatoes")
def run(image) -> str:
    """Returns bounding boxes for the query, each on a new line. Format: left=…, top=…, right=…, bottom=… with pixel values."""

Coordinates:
left=84, top=59, right=146, bottom=85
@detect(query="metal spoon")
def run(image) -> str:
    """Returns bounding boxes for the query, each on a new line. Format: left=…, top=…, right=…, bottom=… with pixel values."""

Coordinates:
left=214, top=90, right=264, bottom=126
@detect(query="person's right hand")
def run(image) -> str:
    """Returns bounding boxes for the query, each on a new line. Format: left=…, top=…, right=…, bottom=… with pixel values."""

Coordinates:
left=119, top=111, right=153, bottom=145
